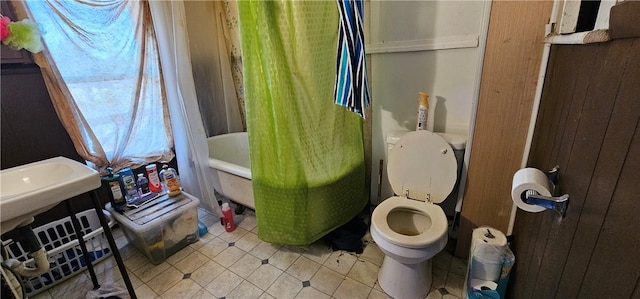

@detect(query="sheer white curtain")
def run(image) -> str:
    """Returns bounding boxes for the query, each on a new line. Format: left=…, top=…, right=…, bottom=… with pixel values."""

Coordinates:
left=183, top=1, right=244, bottom=136
left=148, top=1, right=221, bottom=216
left=20, top=0, right=175, bottom=172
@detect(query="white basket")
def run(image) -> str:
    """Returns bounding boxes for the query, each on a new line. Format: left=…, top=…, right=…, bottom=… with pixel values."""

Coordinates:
left=1, top=209, right=115, bottom=297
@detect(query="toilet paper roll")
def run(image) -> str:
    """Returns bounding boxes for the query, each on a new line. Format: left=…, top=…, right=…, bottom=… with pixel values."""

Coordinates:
left=469, top=279, right=498, bottom=291
left=470, top=244, right=504, bottom=281
left=470, top=226, right=507, bottom=259
left=463, top=226, right=508, bottom=298
left=511, top=168, right=552, bottom=213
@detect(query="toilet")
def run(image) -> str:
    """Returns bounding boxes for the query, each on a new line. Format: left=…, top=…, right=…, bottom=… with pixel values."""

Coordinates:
left=371, top=130, right=465, bottom=299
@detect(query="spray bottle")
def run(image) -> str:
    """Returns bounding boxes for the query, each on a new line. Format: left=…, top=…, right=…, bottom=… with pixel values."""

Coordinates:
left=415, top=92, right=430, bottom=131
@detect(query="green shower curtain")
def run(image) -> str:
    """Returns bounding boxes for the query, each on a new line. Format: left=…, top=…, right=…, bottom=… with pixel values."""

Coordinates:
left=238, top=1, right=368, bottom=245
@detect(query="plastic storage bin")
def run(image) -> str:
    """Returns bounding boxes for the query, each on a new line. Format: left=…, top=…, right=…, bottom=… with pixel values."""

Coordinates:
left=106, top=192, right=199, bottom=264
left=1, top=209, right=115, bottom=297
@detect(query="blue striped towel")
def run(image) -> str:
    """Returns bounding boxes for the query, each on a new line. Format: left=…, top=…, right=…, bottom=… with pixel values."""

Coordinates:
left=334, top=0, right=370, bottom=119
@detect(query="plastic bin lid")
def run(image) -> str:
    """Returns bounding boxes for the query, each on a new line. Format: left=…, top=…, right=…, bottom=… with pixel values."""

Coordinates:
left=107, top=192, right=199, bottom=231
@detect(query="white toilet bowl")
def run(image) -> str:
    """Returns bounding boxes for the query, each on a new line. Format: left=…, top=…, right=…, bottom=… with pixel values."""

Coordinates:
left=371, top=131, right=459, bottom=299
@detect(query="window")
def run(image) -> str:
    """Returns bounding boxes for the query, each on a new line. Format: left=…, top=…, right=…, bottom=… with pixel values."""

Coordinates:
left=26, top=0, right=174, bottom=169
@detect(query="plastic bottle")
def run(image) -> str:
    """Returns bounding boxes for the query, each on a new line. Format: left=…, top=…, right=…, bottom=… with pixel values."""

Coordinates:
left=137, top=173, right=150, bottom=196
left=221, top=203, right=236, bottom=232
left=119, top=168, right=138, bottom=203
left=161, top=164, right=181, bottom=197
left=102, top=167, right=126, bottom=211
left=415, top=91, right=430, bottom=131
left=145, top=164, right=162, bottom=193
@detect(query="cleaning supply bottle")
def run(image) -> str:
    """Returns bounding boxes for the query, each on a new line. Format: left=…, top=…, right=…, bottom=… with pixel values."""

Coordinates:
left=145, top=164, right=162, bottom=193
left=221, top=202, right=236, bottom=232
left=161, top=164, right=181, bottom=197
left=415, top=91, right=430, bottom=130
left=102, top=167, right=126, bottom=211
left=119, top=167, right=138, bottom=203
left=137, top=173, right=150, bottom=196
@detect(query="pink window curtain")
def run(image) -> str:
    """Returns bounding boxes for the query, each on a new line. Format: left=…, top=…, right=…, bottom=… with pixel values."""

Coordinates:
left=13, top=0, right=174, bottom=173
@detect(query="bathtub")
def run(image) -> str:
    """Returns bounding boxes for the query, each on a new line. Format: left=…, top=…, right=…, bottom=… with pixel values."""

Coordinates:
left=207, top=132, right=255, bottom=209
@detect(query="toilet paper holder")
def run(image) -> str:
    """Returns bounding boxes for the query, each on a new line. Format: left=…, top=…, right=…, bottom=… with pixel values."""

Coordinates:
left=522, top=166, right=569, bottom=218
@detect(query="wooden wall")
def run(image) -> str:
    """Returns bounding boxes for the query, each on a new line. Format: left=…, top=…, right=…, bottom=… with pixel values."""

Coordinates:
left=456, top=1, right=553, bottom=257
left=510, top=37, right=640, bottom=299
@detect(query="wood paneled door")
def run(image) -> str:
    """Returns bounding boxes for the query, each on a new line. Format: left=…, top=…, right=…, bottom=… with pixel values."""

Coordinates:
left=509, top=38, right=640, bottom=298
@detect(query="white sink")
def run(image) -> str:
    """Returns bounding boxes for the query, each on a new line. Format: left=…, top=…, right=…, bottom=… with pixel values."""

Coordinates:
left=0, top=157, right=101, bottom=234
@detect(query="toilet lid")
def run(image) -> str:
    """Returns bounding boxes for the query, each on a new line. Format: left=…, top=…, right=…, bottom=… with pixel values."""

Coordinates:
left=388, top=131, right=457, bottom=203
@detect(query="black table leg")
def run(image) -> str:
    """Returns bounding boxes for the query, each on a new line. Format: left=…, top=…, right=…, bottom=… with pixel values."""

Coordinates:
left=65, top=199, right=100, bottom=290
left=89, top=190, right=137, bottom=299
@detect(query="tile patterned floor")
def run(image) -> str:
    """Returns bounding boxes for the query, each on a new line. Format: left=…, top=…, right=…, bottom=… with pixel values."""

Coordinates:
left=29, top=208, right=468, bottom=299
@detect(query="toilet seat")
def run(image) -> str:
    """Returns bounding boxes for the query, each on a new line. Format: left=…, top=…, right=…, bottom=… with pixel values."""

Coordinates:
left=387, top=131, right=457, bottom=203
left=372, top=196, right=448, bottom=248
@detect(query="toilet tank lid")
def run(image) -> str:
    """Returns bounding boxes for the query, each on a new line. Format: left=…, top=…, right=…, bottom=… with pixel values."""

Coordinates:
left=386, top=130, right=467, bottom=150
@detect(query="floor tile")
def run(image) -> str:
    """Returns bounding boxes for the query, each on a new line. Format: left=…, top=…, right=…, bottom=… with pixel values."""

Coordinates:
left=269, top=247, right=301, bottom=271
left=199, top=213, right=218, bottom=228
left=433, top=250, right=453, bottom=271
left=145, top=266, right=183, bottom=295
left=310, top=266, right=344, bottom=296
left=207, top=221, right=227, bottom=237
left=347, top=259, right=380, bottom=287
left=237, top=213, right=258, bottom=231
left=235, top=231, right=262, bottom=252
left=133, top=283, right=158, bottom=299
left=198, top=237, right=229, bottom=259
left=204, top=269, right=243, bottom=298
left=266, top=272, right=303, bottom=299
left=324, top=250, right=358, bottom=275
left=247, top=264, right=284, bottom=290
left=165, top=245, right=194, bottom=265
left=132, top=261, right=170, bottom=283
left=96, top=264, right=124, bottom=285
left=218, top=227, right=249, bottom=243
left=359, top=242, right=384, bottom=266
left=432, top=265, right=449, bottom=290
left=286, top=256, right=322, bottom=281
left=449, top=255, right=468, bottom=276
left=213, top=246, right=247, bottom=268
left=123, top=250, right=151, bottom=272
left=227, top=280, right=265, bottom=299
left=302, top=242, right=332, bottom=264
left=190, top=260, right=226, bottom=287
left=445, top=272, right=465, bottom=297
left=229, top=253, right=262, bottom=278
left=426, top=289, right=444, bottom=299
left=333, top=277, right=372, bottom=299
left=295, top=286, right=330, bottom=299
left=174, top=250, right=209, bottom=274
left=368, top=288, right=392, bottom=299
left=259, top=291, right=276, bottom=299
left=250, top=241, right=282, bottom=260
left=190, top=288, right=218, bottom=299
left=37, top=208, right=474, bottom=299
left=160, top=277, right=204, bottom=299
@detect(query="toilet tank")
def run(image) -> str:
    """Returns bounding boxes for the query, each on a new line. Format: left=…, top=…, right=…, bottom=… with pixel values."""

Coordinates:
left=385, top=130, right=467, bottom=217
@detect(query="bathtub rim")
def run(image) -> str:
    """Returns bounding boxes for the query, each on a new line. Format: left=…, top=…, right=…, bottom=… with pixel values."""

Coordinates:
left=207, top=132, right=252, bottom=180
